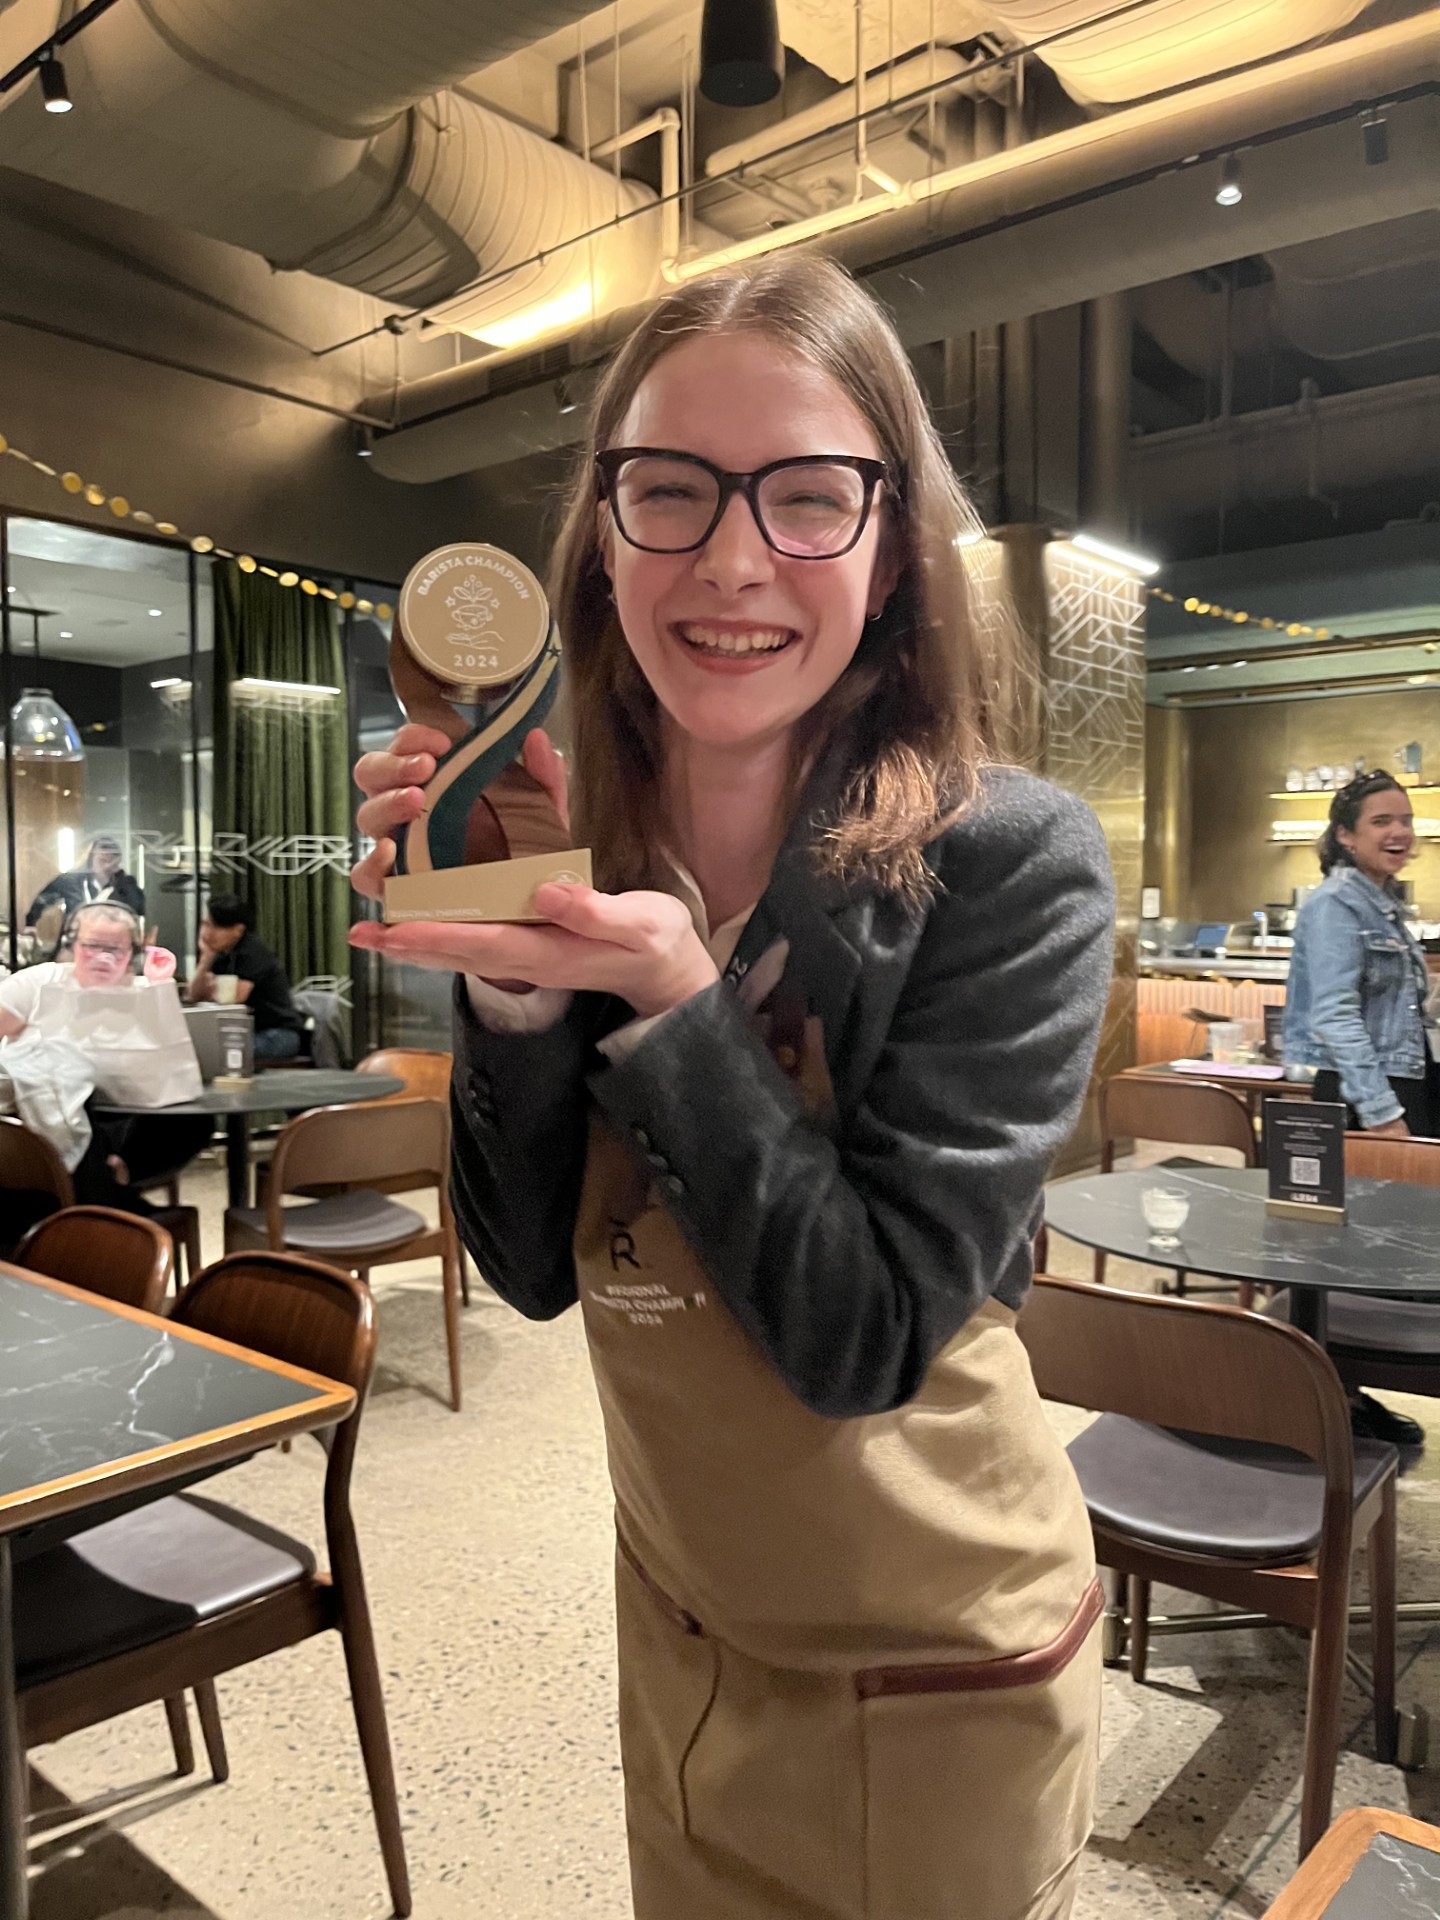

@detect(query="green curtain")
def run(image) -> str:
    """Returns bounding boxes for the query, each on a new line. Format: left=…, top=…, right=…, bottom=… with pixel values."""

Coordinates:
left=213, top=562, right=349, bottom=987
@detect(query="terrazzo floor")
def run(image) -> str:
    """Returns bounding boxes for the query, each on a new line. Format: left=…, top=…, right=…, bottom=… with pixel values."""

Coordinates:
left=22, top=1142, right=1440, bottom=1919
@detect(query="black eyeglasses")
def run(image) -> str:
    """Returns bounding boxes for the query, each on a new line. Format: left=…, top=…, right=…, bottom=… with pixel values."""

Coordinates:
left=595, top=448, right=890, bottom=559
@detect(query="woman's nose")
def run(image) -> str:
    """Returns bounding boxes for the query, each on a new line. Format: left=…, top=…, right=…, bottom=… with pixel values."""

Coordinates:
left=694, top=491, right=774, bottom=592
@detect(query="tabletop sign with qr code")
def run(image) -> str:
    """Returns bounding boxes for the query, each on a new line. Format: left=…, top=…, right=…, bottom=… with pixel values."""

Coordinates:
left=1264, top=1099, right=1347, bottom=1221
left=382, top=542, right=592, bottom=924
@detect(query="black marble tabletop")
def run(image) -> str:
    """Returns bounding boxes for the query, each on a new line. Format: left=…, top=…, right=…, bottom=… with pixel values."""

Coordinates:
left=93, top=1068, right=404, bottom=1118
left=1045, top=1166, right=1440, bottom=1300
left=0, top=1267, right=343, bottom=1529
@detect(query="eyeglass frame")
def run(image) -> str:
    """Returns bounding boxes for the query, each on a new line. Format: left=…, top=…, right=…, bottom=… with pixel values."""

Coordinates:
left=594, top=447, right=892, bottom=559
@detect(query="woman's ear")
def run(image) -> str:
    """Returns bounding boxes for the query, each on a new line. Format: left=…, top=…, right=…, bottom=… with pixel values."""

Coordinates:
left=865, top=523, right=902, bottom=620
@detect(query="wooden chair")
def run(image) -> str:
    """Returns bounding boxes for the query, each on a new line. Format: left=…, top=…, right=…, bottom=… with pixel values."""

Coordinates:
left=1018, top=1272, right=1399, bottom=1857
left=1095, top=1075, right=1258, bottom=1299
left=356, top=1050, right=472, bottom=1305
left=357, top=1047, right=452, bottom=1103
left=0, top=1114, right=200, bottom=1283
left=15, top=1252, right=411, bottom=1917
left=1316, top=1134, right=1440, bottom=1405
left=224, top=1099, right=464, bottom=1411
left=15, top=1205, right=173, bottom=1315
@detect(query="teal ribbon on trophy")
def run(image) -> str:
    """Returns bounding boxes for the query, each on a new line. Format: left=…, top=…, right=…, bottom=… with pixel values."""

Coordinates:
left=390, top=622, right=562, bottom=875
left=383, top=542, right=591, bottom=924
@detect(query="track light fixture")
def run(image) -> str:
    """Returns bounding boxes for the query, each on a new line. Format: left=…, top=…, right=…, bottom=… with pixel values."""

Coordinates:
left=1360, top=106, right=1388, bottom=166
left=700, top=0, right=783, bottom=108
left=1214, top=152, right=1242, bottom=207
left=39, top=52, right=72, bottom=113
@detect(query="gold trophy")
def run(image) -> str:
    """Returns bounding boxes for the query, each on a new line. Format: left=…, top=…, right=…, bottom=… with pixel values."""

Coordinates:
left=382, top=543, right=592, bottom=923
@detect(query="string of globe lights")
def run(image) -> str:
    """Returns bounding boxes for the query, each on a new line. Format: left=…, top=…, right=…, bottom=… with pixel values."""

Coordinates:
left=5, top=419, right=1339, bottom=644
left=0, top=428, right=393, bottom=620
left=1146, top=587, right=1331, bottom=641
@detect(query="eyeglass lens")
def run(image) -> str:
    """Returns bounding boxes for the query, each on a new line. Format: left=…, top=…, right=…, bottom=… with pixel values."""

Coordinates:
left=610, top=456, right=872, bottom=556
left=77, top=942, right=128, bottom=957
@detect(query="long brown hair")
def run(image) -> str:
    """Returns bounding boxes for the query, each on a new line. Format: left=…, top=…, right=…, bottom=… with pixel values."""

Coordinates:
left=550, top=254, right=1022, bottom=904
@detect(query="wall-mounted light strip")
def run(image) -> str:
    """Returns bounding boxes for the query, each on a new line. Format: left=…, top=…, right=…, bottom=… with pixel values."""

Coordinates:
left=1069, top=531, right=1160, bottom=577
left=232, top=676, right=341, bottom=697
left=150, top=676, right=188, bottom=690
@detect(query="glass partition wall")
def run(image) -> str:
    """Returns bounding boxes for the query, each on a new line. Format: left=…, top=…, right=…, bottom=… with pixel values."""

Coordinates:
left=0, top=510, right=427, bottom=1052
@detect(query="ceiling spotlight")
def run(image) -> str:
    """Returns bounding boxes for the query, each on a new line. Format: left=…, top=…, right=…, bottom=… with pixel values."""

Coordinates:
left=59, top=630, right=73, bottom=639
left=352, top=424, right=374, bottom=459
left=147, top=607, right=162, bottom=617
left=39, top=53, right=72, bottom=113
left=700, top=0, right=783, bottom=107
left=1215, top=153, right=1242, bottom=207
left=1360, top=107, right=1388, bottom=166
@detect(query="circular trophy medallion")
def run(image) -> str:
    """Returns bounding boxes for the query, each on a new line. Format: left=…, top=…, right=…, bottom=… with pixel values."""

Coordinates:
left=398, top=543, right=551, bottom=696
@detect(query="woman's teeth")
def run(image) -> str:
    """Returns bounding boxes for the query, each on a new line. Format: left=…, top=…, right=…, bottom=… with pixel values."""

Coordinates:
left=676, top=623, right=793, bottom=656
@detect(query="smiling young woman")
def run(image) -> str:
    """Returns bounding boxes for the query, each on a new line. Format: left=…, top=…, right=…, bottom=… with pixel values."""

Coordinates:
left=352, top=254, right=1116, bottom=1920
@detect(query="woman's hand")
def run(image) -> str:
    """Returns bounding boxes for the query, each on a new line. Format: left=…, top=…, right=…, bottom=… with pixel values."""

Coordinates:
left=350, top=725, right=717, bottom=1018
left=1368, top=1116, right=1412, bottom=1138
left=350, top=881, right=718, bottom=1018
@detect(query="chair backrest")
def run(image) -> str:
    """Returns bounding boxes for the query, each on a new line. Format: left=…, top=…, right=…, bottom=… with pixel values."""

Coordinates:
left=357, top=1048, right=452, bottom=1104
left=0, top=1116, right=74, bottom=1207
left=16, top=1205, right=173, bottom=1314
left=173, top=1252, right=376, bottom=1503
left=1345, top=1132, right=1440, bottom=1186
left=269, top=1099, right=450, bottom=1212
left=1019, top=1273, right=1353, bottom=1484
left=1098, top=1074, right=1256, bottom=1171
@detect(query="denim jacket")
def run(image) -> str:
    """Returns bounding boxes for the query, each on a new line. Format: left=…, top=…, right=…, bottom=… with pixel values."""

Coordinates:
left=1282, top=864, right=1429, bottom=1128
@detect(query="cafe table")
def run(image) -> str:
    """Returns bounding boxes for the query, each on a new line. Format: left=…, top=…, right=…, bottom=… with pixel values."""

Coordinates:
left=0, top=1261, right=354, bottom=1919
left=1261, top=1805, right=1440, bottom=1916
left=93, top=1068, right=405, bottom=1210
left=1117, top=1060, right=1313, bottom=1163
left=1044, top=1164, right=1440, bottom=1348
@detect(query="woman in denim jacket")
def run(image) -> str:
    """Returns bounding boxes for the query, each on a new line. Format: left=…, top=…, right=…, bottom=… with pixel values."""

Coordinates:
left=1283, top=770, right=1436, bottom=1139
left=1283, top=769, right=1435, bottom=1447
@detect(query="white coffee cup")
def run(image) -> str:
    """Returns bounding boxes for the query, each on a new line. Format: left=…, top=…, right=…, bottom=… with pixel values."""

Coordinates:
left=213, top=974, right=240, bottom=1006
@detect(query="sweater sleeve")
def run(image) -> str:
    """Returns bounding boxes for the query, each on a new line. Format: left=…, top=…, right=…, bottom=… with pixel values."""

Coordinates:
left=589, top=783, right=1115, bottom=1418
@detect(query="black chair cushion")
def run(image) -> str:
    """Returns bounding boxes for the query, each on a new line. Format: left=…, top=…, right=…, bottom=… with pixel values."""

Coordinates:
left=15, top=1494, right=314, bottom=1688
left=1068, top=1416, right=1395, bottom=1564
left=228, top=1190, right=426, bottom=1254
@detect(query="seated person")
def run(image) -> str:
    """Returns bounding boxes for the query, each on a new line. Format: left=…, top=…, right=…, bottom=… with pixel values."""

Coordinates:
left=25, top=834, right=145, bottom=934
left=186, top=893, right=306, bottom=1063
left=0, top=901, right=211, bottom=1215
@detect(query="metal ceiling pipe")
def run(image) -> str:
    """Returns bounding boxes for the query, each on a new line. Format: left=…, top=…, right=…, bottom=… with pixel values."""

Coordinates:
left=1131, top=374, right=1440, bottom=514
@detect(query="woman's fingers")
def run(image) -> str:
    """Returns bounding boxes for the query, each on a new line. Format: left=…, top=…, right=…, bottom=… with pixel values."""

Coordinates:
left=354, top=724, right=452, bottom=800
left=355, top=785, right=427, bottom=847
left=349, top=917, right=589, bottom=979
left=350, top=838, right=397, bottom=903
left=521, top=728, right=571, bottom=831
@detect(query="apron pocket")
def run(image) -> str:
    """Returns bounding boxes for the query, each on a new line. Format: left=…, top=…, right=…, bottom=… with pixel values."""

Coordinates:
left=858, top=1621, right=1102, bottom=1920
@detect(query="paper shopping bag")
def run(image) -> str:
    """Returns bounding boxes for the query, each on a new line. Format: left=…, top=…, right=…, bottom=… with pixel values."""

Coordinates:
left=33, top=976, right=203, bottom=1107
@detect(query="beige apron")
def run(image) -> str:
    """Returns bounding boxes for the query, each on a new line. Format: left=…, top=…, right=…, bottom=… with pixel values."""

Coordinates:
left=574, top=940, right=1102, bottom=1919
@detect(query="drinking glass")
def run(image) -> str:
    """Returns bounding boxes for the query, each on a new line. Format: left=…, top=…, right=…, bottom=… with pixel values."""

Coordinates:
left=1141, top=1187, right=1190, bottom=1248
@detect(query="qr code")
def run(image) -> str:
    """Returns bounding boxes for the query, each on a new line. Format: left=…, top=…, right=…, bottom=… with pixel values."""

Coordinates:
left=1290, top=1155, right=1321, bottom=1187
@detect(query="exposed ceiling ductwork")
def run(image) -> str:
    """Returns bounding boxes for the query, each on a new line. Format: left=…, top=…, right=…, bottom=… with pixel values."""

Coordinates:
left=0, top=0, right=660, bottom=338
left=368, top=10, right=1439, bottom=481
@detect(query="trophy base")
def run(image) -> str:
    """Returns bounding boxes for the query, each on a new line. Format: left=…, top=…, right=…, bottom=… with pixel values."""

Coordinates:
left=383, top=847, right=594, bottom=924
